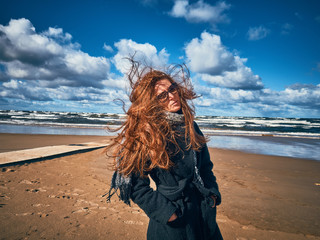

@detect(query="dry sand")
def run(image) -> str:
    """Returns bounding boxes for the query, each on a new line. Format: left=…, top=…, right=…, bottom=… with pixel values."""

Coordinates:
left=0, top=133, right=320, bottom=240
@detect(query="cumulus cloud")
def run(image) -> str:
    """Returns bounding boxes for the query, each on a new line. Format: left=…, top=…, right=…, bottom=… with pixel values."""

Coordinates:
left=199, top=57, right=263, bottom=90
left=0, top=77, right=128, bottom=106
left=169, top=0, right=231, bottom=25
left=247, top=25, right=270, bottom=41
left=194, top=83, right=320, bottom=117
left=0, top=18, right=110, bottom=88
left=112, top=39, right=169, bottom=74
left=281, top=83, right=320, bottom=108
left=185, top=32, right=236, bottom=75
left=195, top=85, right=258, bottom=103
left=0, top=79, right=52, bottom=101
left=185, top=31, right=263, bottom=90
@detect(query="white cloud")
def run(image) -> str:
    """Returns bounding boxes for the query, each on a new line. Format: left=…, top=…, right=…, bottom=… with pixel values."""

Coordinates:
left=112, top=39, right=169, bottom=74
left=0, top=79, right=52, bottom=101
left=170, top=1, right=189, bottom=18
left=195, top=84, right=259, bottom=103
left=102, top=75, right=128, bottom=90
left=0, top=18, right=129, bottom=110
left=185, top=32, right=236, bottom=75
left=169, top=0, right=231, bottom=25
left=44, top=27, right=72, bottom=41
left=103, top=43, right=114, bottom=52
left=247, top=25, right=270, bottom=41
left=0, top=78, right=128, bottom=105
left=2, top=79, right=19, bottom=89
left=0, top=18, right=110, bottom=88
left=185, top=31, right=263, bottom=90
left=193, top=83, right=320, bottom=117
left=281, top=84, right=320, bottom=107
left=199, top=56, right=263, bottom=90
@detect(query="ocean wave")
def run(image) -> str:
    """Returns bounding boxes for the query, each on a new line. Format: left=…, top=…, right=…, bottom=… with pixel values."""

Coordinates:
left=1, top=110, right=319, bottom=139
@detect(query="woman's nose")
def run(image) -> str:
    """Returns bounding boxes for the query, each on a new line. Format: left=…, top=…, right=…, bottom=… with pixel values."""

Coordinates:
left=168, top=92, right=176, bottom=100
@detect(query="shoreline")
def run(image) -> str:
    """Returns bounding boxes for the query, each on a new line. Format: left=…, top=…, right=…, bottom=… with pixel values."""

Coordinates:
left=0, top=133, right=319, bottom=239
left=1, top=132, right=319, bottom=161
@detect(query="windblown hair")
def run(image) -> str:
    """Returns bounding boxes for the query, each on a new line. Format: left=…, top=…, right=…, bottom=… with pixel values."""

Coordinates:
left=106, top=58, right=207, bottom=177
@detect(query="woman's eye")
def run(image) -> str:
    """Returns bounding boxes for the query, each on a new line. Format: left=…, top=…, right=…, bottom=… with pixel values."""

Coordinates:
left=157, top=92, right=166, bottom=99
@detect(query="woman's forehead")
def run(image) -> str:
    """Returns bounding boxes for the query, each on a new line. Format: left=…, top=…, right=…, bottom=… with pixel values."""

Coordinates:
left=154, top=79, right=171, bottom=92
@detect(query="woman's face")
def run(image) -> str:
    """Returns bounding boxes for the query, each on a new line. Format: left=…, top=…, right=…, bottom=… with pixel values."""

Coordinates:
left=154, top=79, right=181, bottom=113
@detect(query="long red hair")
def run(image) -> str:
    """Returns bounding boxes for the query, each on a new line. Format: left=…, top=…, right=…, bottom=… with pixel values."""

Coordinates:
left=106, top=58, right=207, bottom=177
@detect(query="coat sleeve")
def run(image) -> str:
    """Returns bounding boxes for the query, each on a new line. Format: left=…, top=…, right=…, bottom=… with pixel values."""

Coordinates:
left=130, top=172, right=177, bottom=224
left=194, top=121, right=222, bottom=205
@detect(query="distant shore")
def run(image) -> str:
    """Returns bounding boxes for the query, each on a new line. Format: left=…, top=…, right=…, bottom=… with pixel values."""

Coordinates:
left=0, top=133, right=319, bottom=239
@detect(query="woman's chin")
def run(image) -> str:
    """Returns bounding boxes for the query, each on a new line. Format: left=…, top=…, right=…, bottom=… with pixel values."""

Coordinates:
left=168, top=106, right=181, bottom=113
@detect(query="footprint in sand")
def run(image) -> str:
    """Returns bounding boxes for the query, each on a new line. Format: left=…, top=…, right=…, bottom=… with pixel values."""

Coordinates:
left=47, top=194, right=72, bottom=199
left=59, top=172, right=72, bottom=177
left=26, top=226, right=38, bottom=236
left=25, top=188, right=47, bottom=193
left=0, top=194, right=10, bottom=200
left=1, top=168, right=15, bottom=173
left=108, top=207, right=119, bottom=213
left=32, top=203, right=50, bottom=207
left=19, top=179, right=41, bottom=184
left=37, top=212, right=49, bottom=217
left=74, top=199, right=99, bottom=207
left=72, top=208, right=90, bottom=214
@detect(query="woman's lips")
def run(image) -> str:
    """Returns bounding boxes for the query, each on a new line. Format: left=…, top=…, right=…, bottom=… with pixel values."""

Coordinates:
left=171, top=100, right=179, bottom=107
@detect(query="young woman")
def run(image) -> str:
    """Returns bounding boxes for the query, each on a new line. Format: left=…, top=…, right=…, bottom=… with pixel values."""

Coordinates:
left=106, top=59, right=222, bottom=240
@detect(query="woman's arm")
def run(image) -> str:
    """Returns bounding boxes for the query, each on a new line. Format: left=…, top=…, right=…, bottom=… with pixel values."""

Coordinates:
left=130, top=173, right=178, bottom=224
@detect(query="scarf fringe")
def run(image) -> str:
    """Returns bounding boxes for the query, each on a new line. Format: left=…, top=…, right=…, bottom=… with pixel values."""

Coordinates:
left=103, top=170, right=132, bottom=206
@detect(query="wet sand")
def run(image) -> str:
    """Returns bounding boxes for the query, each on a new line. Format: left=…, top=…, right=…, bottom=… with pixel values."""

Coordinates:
left=0, top=133, right=320, bottom=240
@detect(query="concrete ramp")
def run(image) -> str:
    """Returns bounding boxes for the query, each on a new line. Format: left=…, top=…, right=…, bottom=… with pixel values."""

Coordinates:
left=0, top=142, right=108, bottom=166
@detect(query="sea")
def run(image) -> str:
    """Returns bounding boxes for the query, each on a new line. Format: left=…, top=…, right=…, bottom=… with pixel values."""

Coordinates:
left=0, top=110, right=319, bottom=161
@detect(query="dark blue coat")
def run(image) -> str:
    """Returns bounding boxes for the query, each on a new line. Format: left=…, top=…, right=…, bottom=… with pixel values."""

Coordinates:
left=130, top=122, right=222, bottom=240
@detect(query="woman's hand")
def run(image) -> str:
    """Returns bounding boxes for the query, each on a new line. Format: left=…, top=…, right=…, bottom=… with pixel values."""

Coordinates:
left=168, top=212, right=178, bottom=222
left=210, top=195, right=217, bottom=208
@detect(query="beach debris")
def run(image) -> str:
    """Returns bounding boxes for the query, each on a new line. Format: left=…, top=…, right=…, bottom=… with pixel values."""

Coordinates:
left=15, top=212, right=33, bottom=216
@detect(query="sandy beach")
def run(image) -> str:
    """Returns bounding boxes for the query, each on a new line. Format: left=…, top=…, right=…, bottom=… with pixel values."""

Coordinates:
left=0, top=133, right=320, bottom=240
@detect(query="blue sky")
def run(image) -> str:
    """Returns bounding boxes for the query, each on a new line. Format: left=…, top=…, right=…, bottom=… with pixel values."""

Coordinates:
left=0, top=0, right=319, bottom=117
